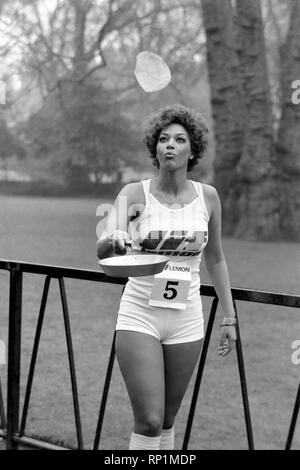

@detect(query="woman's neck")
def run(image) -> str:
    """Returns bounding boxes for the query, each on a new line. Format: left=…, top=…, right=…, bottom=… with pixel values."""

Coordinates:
left=155, top=170, right=188, bottom=196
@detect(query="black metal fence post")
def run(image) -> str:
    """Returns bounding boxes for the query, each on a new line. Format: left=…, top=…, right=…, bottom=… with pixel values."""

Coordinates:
left=19, top=276, right=51, bottom=436
left=58, top=277, right=84, bottom=450
left=0, top=376, right=6, bottom=430
left=233, top=300, right=254, bottom=450
left=285, top=381, right=300, bottom=450
left=6, top=267, right=23, bottom=450
left=182, top=297, right=219, bottom=449
left=93, top=331, right=116, bottom=450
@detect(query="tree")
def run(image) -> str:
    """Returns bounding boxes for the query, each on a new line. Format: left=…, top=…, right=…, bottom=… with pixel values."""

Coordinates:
left=0, top=117, right=25, bottom=180
left=276, top=0, right=300, bottom=240
left=0, top=117, right=24, bottom=158
left=202, top=0, right=298, bottom=240
left=233, top=0, right=278, bottom=239
left=1, top=0, right=208, bottom=187
left=23, top=83, right=142, bottom=187
left=201, top=0, right=246, bottom=235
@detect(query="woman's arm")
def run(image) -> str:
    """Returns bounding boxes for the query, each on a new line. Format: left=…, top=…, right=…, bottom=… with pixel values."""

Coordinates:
left=96, top=182, right=143, bottom=259
left=203, top=185, right=236, bottom=355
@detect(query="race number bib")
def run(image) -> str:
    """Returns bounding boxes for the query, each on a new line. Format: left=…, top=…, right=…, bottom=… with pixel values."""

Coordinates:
left=149, top=261, right=191, bottom=310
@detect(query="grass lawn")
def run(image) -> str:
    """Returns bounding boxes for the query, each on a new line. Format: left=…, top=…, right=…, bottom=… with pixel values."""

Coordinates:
left=0, top=194, right=299, bottom=450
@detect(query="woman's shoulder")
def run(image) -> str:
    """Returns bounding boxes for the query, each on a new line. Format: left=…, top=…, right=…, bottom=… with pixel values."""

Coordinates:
left=118, top=180, right=146, bottom=206
left=198, top=182, right=219, bottom=219
left=201, top=182, right=218, bottom=199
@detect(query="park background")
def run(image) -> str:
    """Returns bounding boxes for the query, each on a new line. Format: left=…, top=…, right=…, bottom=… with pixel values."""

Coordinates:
left=0, top=0, right=299, bottom=450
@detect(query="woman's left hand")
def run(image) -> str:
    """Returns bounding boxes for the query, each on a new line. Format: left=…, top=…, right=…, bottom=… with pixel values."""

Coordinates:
left=217, top=326, right=237, bottom=357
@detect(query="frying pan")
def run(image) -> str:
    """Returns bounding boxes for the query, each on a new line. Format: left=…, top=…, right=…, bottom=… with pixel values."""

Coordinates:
left=98, top=241, right=169, bottom=278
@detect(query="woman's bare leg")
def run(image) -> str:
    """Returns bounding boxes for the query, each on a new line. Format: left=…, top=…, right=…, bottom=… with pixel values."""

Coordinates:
left=115, top=330, right=165, bottom=437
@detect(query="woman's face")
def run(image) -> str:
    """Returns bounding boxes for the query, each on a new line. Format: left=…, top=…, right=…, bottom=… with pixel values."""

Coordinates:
left=156, top=123, right=192, bottom=171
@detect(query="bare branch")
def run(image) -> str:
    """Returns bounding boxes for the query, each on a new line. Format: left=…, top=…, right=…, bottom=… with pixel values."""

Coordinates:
left=77, top=60, right=106, bottom=83
left=265, top=0, right=283, bottom=44
left=32, top=2, right=52, bottom=54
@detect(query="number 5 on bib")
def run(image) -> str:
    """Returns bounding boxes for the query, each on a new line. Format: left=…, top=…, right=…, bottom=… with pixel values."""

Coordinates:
left=149, top=261, right=191, bottom=310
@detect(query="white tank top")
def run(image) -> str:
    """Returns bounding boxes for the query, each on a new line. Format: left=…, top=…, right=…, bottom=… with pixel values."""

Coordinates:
left=127, top=179, right=210, bottom=300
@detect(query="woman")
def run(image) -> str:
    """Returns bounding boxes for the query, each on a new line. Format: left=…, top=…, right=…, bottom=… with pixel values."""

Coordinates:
left=97, top=104, right=236, bottom=450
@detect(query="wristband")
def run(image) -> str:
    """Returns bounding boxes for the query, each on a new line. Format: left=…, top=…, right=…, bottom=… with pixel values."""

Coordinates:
left=220, top=317, right=237, bottom=327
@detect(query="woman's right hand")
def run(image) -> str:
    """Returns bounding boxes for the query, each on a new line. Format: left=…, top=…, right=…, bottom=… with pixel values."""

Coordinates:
left=108, top=230, right=130, bottom=255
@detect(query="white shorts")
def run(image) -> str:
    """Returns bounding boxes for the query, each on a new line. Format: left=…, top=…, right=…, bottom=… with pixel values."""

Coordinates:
left=115, top=282, right=204, bottom=345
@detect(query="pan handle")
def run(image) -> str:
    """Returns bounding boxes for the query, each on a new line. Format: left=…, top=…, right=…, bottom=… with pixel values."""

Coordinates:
left=107, top=238, right=132, bottom=247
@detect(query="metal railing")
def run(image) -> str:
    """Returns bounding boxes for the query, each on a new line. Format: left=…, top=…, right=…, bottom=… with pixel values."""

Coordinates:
left=0, top=259, right=299, bottom=450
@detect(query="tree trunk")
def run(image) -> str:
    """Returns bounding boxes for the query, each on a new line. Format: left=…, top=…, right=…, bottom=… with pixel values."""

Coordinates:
left=201, top=0, right=245, bottom=235
left=71, top=0, right=89, bottom=80
left=276, top=0, right=300, bottom=240
left=233, top=0, right=278, bottom=240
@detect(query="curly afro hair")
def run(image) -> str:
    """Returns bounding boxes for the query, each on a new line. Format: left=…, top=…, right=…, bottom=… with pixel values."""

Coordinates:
left=143, top=103, right=209, bottom=172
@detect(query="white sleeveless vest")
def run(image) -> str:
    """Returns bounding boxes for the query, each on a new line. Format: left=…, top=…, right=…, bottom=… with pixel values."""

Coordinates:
left=127, top=179, right=209, bottom=301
